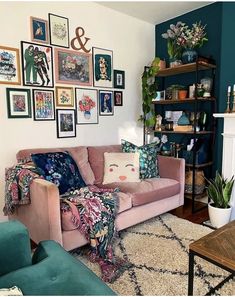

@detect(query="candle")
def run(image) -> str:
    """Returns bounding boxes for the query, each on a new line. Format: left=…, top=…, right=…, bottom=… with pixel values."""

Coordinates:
left=228, top=86, right=231, bottom=93
left=234, top=84, right=235, bottom=92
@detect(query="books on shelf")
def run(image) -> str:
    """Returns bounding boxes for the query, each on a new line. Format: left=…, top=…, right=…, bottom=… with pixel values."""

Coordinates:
left=174, top=125, right=193, bottom=132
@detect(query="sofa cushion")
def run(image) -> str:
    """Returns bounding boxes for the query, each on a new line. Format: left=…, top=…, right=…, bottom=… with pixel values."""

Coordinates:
left=121, top=139, right=159, bottom=179
left=32, top=152, right=86, bottom=195
left=103, top=152, right=140, bottom=184
left=88, top=145, right=121, bottom=184
left=101, top=178, right=180, bottom=206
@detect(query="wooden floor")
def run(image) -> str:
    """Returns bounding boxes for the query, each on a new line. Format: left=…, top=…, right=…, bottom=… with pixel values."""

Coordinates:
left=170, top=198, right=209, bottom=224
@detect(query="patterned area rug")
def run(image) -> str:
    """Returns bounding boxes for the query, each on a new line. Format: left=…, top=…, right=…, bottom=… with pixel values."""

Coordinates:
left=74, top=213, right=235, bottom=295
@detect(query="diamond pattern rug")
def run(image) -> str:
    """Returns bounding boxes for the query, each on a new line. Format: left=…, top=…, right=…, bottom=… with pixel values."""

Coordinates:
left=73, top=213, right=235, bottom=295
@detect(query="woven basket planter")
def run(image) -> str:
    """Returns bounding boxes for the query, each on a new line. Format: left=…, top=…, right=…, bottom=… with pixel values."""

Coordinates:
left=185, top=170, right=205, bottom=194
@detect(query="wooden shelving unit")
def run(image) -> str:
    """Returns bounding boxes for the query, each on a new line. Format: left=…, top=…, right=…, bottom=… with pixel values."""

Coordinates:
left=152, top=97, right=216, bottom=105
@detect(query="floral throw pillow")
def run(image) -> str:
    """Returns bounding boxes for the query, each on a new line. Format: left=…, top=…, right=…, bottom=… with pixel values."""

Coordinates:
left=121, top=139, right=159, bottom=179
left=31, top=152, right=86, bottom=195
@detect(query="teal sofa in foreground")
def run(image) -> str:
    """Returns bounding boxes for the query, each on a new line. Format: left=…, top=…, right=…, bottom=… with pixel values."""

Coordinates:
left=0, top=220, right=116, bottom=295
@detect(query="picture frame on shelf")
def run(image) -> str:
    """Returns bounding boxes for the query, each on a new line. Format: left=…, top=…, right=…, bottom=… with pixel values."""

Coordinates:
left=54, top=48, right=92, bottom=86
left=32, top=89, right=55, bottom=121
left=92, top=47, right=113, bottom=88
left=30, top=16, right=49, bottom=44
left=49, top=13, right=69, bottom=48
left=56, top=109, right=76, bottom=138
left=55, top=86, right=74, bottom=108
left=114, top=70, right=125, bottom=89
left=75, top=88, right=98, bottom=125
left=21, top=41, right=54, bottom=88
left=114, top=90, right=123, bottom=106
left=6, top=88, right=31, bottom=118
left=0, top=46, right=21, bottom=85
left=152, top=90, right=165, bottom=101
left=99, top=90, right=114, bottom=116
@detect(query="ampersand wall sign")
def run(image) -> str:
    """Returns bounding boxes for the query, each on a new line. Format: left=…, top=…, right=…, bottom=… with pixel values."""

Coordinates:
left=71, top=26, right=91, bottom=53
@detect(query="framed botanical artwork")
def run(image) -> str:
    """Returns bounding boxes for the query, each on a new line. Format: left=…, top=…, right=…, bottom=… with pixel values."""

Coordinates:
left=56, top=109, right=76, bottom=138
left=92, top=47, right=113, bottom=88
left=6, top=88, right=31, bottom=118
left=114, top=91, right=123, bottom=106
left=99, top=90, right=114, bottom=116
left=75, top=88, right=98, bottom=125
left=32, top=89, right=55, bottom=121
left=0, top=46, right=21, bottom=85
left=49, top=13, right=69, bottom=48
left=55, top=86, right=74, bottom=108
left=54, top=48, right=92, bottom=86
left=114, top=70, right=125, bottom=89
left=30, top=16, right=49, bottom=44
left=21, top=41, right=54, bottom=88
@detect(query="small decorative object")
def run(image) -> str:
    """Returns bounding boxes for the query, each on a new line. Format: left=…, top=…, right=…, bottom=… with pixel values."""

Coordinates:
left=56, top=109, right=76, bottom=138
left=153, top=90, right=165, bottom=101
left=199, top=111, right=207, bottom=131
left=201, top=77, right=213, bottom=97
left=189, top=84, right=195, bottom=98
left=93, top=47, right=113, bottom=88
left=181, top=48, right=198, bottom=64
left=159, top=59, right=166, bottom=69
left=49, top=13, right=69, bottom=48
left=225, top=85, right=231, bottom=113
left=70, top=26, right=91, bottom=53
left=196, top=84, right=205, bottom=97
left=30, top=17, right=49, bottom=44
left=54, top=48, right=92, bottom=86
left=6, top=88, right=31, bottom=118
left=114, top=91, right=123, bottom=106
left=0, top=46, right=21, bottom=85
left=55, top=86, right=74, bottom=108
left=76, top=88, right=98, bottom=124
left=165, top=120, right=174, bottom=131
left=114, top=70, right=125, bottom=89
left=153, top=134, right=169, bottom=153
left=231, top=84, right=235, bottom=113
left=21, top=41, right=54, bottom=87
left=32, top=89, right=55, bottom=120
left=177, top=111, right=190, bottom=125
left=99, top=90, right=114, bottom=116
left=155, top=114, right=162, bottom=131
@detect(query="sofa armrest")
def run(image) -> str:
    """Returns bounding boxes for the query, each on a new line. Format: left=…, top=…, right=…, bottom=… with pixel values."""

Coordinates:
left=10, top=179, right=63, bottom=246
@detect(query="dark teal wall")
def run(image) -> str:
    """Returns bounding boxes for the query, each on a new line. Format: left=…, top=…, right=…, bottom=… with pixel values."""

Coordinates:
left=155, top=2, right=235, bottom=174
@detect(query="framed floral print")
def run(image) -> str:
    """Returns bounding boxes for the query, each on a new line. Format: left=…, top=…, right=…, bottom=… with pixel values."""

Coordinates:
left=21, top=41, right=54, bottom=88
left=56, top=109, right=76, bottom=138
left=93, top=47, right=113, bottom=88
left=99, top=90, right=114, bottom=116
left=30, top=16, right=49, bottom=44
left=54, top=48, right=92, bottom=86
left=6, top=88, right=31, bottom=118
left=114, top=91, right=123, bottom=106
left=75, top=88, right=98, bottom=125
left=32, top=89, right=55, bottom=121
left=55, top=86, right=74, bottom=108
left=0, top=46, right=21, bottom=85
left=49, top=13, right=69, bottom=48
left=114, top=70, right=125, bottom=89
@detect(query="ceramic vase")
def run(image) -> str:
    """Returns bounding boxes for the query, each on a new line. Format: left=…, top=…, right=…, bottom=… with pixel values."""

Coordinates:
left=208, top=202, right=232, bottom=228
left=182, top=49, right=197, bottom=64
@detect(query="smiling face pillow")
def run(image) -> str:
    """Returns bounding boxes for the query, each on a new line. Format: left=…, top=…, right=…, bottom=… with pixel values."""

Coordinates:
left=103, top=152, right=140, bottom=184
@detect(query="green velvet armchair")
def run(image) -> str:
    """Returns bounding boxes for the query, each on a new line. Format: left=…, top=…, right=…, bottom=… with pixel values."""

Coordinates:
left=0, top=220, right=116, bottom=296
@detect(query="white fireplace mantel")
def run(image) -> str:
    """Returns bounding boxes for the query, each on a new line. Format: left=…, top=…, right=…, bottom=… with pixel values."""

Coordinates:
left=213, top=113, right=235, bottom=220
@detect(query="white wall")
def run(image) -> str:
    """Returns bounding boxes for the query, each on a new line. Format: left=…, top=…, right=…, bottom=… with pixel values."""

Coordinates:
left=0, top=1, right=155, bottom=214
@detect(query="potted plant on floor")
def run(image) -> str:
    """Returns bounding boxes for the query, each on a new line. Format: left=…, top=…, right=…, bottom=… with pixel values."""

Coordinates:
left=206, top=171, right=234, bottom=228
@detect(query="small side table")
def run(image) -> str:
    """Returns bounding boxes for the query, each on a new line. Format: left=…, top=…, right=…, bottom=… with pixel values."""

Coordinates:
left=188, top=220, right=235, bottom=295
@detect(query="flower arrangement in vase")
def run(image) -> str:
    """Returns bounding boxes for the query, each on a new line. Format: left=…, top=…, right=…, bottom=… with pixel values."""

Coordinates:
left=78, top=95, right=96, bottom=119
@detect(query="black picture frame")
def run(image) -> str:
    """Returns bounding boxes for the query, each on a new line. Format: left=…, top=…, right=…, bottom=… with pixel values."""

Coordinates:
left=114, top=91, right=123, bottom=106
left=32, top=89, right=55, bottom=121
left=114, top=69, right=125, bottom=89
left=49, top=13, right=69, bottom=48
left=56, top=109, right=76, bottom=138
left=6, top=88, right=31, bottom=118
left=99, top=90, right=114, bottom=116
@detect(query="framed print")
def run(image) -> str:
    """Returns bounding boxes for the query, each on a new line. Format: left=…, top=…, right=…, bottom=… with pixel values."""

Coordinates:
left=54, top=48, right=92, bottom=86
left=93, top=47, right=113, bottom=88
left=99, top=90, right=114, bottom=116
left=114, top=91, right=123, bottom=106
left=6, top=88, right=31, bottom=118
left=114, top=70, right=125, bottom=89
left=32, top=89, right=55, bottom=121
left=76, top=88, right=98, bottom=125
left=30, top=16, right=49, bottom=44
left=56, top=86, right=74, bottom=108
left=56, top=109, right=76, bottom=138
left=0, top=46, right=21, bottom=85
left=49, top=13, right=69, bottom=48
left=21, top=41, right=54, bottom=88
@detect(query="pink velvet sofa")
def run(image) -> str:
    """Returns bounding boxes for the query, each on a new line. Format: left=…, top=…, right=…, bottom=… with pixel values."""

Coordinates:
left=10, top=145, right=185, bottom=251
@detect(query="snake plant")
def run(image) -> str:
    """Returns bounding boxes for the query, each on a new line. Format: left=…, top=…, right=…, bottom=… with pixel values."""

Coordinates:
left=206, top=171, right=234, bottom=209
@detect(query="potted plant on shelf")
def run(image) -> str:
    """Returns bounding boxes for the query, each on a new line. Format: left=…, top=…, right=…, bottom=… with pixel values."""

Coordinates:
left=206, top=171, right=234, bottom=228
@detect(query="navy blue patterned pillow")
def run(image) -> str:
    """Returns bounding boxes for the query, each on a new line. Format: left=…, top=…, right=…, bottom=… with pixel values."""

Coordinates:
left=31, top=152, right=86, bottom=195
left=121, top=139, right=159, bottom=179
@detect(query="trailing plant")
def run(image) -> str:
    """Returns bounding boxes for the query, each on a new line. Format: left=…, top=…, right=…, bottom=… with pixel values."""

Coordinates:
left=206, top=171, right=235, bottom=209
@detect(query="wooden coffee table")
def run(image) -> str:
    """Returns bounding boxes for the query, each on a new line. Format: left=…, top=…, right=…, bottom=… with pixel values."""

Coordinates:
left=188, top=220, right=235, bottom=295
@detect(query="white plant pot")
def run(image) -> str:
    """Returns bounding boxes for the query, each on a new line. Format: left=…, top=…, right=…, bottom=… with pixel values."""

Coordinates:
left=208, top=202, right=232, bottom=229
